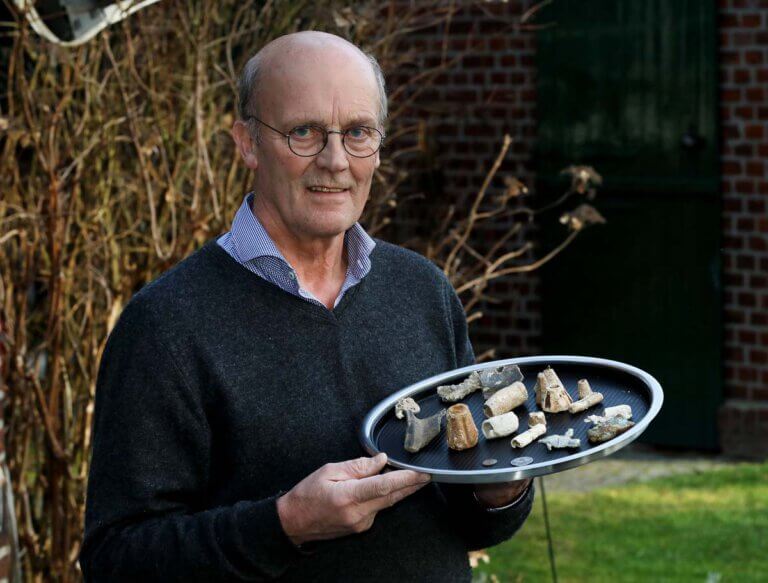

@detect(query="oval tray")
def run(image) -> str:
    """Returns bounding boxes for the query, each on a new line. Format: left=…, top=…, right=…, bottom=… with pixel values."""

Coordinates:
left=359, top=356, right=663, bottom=483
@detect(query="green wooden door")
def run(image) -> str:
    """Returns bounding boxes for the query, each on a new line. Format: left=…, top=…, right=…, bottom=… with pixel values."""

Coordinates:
left=536, top=0, right=721, bottom=448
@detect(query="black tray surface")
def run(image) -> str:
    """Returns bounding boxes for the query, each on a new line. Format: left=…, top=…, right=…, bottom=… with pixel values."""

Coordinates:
left=359, top=356, right=663, bottom=483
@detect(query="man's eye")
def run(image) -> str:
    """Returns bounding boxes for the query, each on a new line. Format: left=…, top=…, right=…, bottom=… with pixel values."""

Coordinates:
left=346, top=127, right=369, bottom=140
left=291, top=126, right=318, bottom=140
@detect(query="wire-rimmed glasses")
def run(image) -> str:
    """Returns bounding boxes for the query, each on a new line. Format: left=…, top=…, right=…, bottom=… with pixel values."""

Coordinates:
left=246, top=116, right=384, bottom=158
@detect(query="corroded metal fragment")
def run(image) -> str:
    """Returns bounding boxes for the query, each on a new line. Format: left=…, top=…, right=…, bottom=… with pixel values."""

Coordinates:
left=539, top=428, right=581, bottom=451
left=604, top=405, right=633, bottom=419
left=482, top=458, right=498, bottom=467
left=577, top=379, right=593, bottom=399
left=529, top=412, right=547, bottom=427
left=446, top=403, right=479, bottom=451
left=437, top=372, right=482, bottom=402
left=481, top=411, right=520, bottom=439
left=479, top=364, right=524, bottom=398
left=483, top=381, right=528, bottom=417
left=511, top=424, right=546, bottom=448
left=584, top=404, right=633, bottom=425
left=395, top=397, right=421, bottom=420
left=569, top=380, right=604, bottom=414
left=510, top=412, right=547, bottom=448
left=535, top=367, right=573, bottom=413
left=404, top=409, right=446, bottom=453
left=587, top=416, right=635, bottom=443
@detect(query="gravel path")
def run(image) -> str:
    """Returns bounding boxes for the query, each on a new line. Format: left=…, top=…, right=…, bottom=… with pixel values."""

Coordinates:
left=540, top=443, right=744, bottom=493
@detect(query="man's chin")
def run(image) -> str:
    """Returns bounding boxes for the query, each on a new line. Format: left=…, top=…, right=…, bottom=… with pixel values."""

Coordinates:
left=300, top=216, right=358, bottom=240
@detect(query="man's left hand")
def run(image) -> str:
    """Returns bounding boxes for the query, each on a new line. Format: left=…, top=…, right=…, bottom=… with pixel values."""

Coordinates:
left=474, top=479, right=532, bottom=509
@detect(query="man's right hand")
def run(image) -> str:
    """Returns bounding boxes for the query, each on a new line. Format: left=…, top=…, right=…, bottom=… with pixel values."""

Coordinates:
left=276, top=453, right=431, bottom=545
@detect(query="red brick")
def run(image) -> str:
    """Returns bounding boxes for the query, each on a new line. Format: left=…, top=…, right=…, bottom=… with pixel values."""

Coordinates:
left=741, top=13, right=763, bottom=27
left=746, top=87, right=765, bottom=102
left=753, top=274, right=768, bottom=288
left=746, top=51, right=764, bottom=65
left=722, top=88, right=742, bottom=102
left=727, top=309, right=747, bottom=325
left=734, top=68, right=751, bottom=83
left=738, top=367, right=757, bottom=381
left=734, top=105, right=754, bottom=119
left=723, top=160, right=742, bottom=175
left=721, top=13, right=739, bottom=28
left=749, top=236, right=767, bottom=251
left=746, top=161, right=764, bottom=176
left=750, top=350, right=768, bottom=364
left=463, top=55, right=494, bottom=68
left=748, top=200, right=766, bottom=214
left=724, top=236, right=744, bottom=250
left=721, top=49, right=742, bottom=65
left=738, top=292, right=757, bottom=307
left=736, top=254, right=755, bottom=269
left=745, top=124, right=764, bottom=139
left=735, top=180, right=755, bottom=193
left=739, top=329, right=757, bottom=343
left=752, top=312, right=768, bottom=326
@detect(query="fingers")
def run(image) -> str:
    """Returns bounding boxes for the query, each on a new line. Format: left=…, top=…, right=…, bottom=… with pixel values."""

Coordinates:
left=351, top=469, right=431, bottom=504
left=323, top=453, right=388, bottom=481
left=361, top=480, right=430, bottom=514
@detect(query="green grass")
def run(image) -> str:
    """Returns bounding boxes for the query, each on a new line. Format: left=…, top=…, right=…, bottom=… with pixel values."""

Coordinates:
left=475, top=462, right=768, bottom=583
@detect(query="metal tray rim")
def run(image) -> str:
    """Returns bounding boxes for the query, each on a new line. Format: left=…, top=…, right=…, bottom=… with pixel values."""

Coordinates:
left=358, top=355, right=664, bottom=483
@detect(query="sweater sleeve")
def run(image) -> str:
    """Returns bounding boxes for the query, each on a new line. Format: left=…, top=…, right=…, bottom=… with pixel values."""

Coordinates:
left=435, top=281, right=536, bottom=551
left=80, top=298, right=305, bottom=582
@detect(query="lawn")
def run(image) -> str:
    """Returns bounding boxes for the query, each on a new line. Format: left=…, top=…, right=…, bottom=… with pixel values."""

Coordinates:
left=474, top=462, right=768, bottom=582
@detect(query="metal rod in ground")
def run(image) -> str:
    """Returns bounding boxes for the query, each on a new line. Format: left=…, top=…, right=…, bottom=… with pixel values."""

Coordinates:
left=538, top=476, right=558, bottom=583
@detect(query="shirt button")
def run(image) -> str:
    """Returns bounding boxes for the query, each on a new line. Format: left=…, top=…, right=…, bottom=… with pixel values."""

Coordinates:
left=288, top=271, right=296, bottom=280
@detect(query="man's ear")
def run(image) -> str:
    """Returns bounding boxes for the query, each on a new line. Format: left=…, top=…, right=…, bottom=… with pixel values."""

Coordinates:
left=374, top=149, right=381, bottom=170
left=231, top=120, right=259, bottom=170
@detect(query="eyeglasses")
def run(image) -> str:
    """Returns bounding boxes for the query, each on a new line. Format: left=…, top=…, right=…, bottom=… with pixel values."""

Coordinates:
left=245, top=116, right=384, bottom=158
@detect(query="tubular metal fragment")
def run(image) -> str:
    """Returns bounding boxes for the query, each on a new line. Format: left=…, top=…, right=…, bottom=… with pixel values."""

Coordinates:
left=510, top=411, right=547, bottom=448
left=483, top=381, right=528, bottom=417
left=536, top=367, right=573, bottom=413
left=481, top=411, right=519, bottom=439
left=404, top=409, right=446, bottom=453
left=479, top=364, right=524, bottom=398
left=446, top=404, right=479, bottom=451
left=511, top=424, right=546, bottom=448
left=569, top=381, right=604, bottom=414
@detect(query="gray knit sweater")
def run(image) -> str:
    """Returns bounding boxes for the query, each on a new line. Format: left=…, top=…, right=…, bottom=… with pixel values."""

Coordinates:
left=80, top=239, right=534, bottom=582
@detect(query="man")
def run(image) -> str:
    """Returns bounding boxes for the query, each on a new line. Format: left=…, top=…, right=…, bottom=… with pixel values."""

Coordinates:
left=80, top=31, right=533, bottom=582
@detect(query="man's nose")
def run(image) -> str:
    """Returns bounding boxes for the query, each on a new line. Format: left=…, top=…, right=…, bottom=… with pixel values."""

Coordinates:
left=315, top=132, right=350, bottom=173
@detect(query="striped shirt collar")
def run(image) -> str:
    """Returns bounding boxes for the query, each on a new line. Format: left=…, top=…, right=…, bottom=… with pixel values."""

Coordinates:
left=228, top=192, right=375, bottom=294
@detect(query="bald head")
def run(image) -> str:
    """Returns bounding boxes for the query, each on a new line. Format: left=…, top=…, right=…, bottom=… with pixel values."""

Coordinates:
left=237, top=31, right=387, bottom=127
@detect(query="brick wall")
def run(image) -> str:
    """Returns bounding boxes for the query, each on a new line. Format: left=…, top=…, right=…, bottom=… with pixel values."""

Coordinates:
left=718, top=0, right=768, bottom=458
left=393, top=1, right=542, bottom=360
left=397, top=1, right=768, bottom=457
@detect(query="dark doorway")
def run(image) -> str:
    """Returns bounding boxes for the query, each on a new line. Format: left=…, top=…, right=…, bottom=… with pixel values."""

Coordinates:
left=536, top=0, right=721, bottom=449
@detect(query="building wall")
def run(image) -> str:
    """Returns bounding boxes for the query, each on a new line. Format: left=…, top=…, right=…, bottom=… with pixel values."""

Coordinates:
left=400, top=0, right=768, bottom=457
left=718, top=0, right=768, bottom=458
left=392, top=1, right=542, bottom=360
